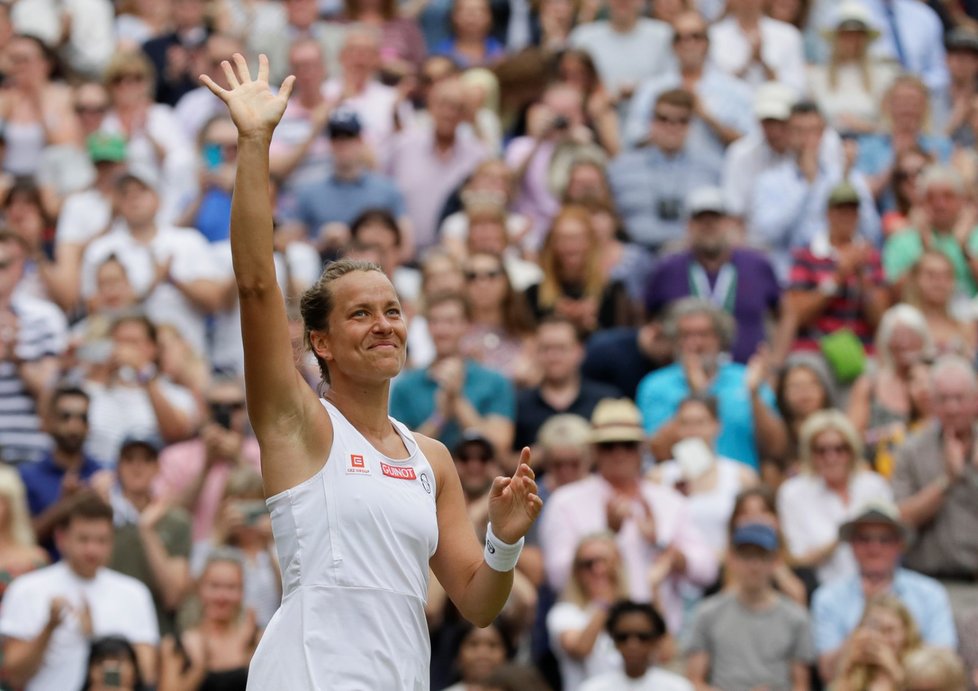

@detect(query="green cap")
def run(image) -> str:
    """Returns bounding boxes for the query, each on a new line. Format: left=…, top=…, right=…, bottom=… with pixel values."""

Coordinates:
left=87, top=133, right=127, bottom=163
left=827, top=181, right=860, bottom=207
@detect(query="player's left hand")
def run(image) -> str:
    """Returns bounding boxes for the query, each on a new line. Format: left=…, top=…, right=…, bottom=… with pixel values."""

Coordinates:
left=487, top=447, right=543, bottom=544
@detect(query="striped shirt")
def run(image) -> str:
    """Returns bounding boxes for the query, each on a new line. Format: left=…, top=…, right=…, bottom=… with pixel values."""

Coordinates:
left=788, top=236, right=883, bottom=353
left=0, top=294, right=67, bottom=465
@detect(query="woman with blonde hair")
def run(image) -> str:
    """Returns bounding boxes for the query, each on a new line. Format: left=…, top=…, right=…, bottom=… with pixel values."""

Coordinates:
left=0, top=466, right=48, bottom=603
left=523, top=205, right=630, bottom=335
left=903, top=647, right=968, bottom=691
left=776, top=410, right=892, bottom=584
left=904, top=250, right=978, bottom=358
left=807, top=1, right=898, bottom=134
left=834, top=594, right=923, bottom=691
left=546, top=533, right=628, bottom=691
left=535, top=413, right=593, bottom=498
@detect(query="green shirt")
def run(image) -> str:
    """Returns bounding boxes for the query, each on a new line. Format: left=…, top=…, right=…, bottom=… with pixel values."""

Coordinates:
left=110, top=507, right=192, bottom=636
left=883, top=226, right=978, bottom=296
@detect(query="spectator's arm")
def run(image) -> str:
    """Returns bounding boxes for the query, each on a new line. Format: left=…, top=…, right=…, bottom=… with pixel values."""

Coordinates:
left=166, top=277, right=225, bottom=314
left=133, top=643, right=158, bottom=686
left=846, top=375, right=872, bottom=435
left=752, top=387, right=788, bottom=460
left=892, top=441, right=949, bottom=528
left=18, top=356, right=60, bottom=408
left=146, top=379, right=194, bottom=443
left=3, top=631, right=56, bottom=688
left=649, top=416, right=682, bottom=461
left=557, top=607, right=611, bottom=660
left=138, top=513, right=191, bottom=611
left=791, top=661, right=811, bottom=691
left=784, top=289, right=833, bottom=329
left=686, top=651, right=718, bottom=691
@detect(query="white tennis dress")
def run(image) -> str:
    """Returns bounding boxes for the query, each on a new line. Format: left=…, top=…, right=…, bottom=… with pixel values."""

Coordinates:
left=247, top=399, right=440, bottom=690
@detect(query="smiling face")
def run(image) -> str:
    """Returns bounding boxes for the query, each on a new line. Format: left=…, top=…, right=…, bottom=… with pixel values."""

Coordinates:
left=314, top=271, right=407, bottom=384
left=199, top=559, right=244, bottom=623
left=809, top=428, right=853, bottom=486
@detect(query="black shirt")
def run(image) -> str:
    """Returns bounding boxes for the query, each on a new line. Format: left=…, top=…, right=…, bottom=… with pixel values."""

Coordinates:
left=513, top=378, right=622, bottom=450
left=581, top=327, right=661, bottom=400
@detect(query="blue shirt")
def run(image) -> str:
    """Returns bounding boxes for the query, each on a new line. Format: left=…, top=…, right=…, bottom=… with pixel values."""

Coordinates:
left=389, top=360, right=515, bottom=452
left=811, top=567, right=957, bottom=653
left=290, top=171, right=405, bottom=234
left=624, top=66, right=755, bottom=167
left=608, top=146, right=721, bottom=249
left=862, top=0, right=949, bottom=96
left=20, top=453, right=104, bottom=557
left=855, top=133, right=953, bottom=213
left=194, top=188, right=232, bottom=243
left=636, top=361, right=776, bottom=469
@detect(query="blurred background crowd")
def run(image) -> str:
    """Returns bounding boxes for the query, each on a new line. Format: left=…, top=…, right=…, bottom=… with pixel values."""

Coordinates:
left=0, top=0, right=978, bottom=688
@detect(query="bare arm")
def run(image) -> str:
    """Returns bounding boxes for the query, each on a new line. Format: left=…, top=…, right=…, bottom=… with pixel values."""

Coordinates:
left=784, top=290, right=832, bottom=329
left=2, top=600, right=64, bottom=687
left=424, top=439, right=542, bottom=627
left=686, top=651, right=719, bottom=691
left=558, top=607, right=610, bottom=660
left=791, top=660, right=811, bottom=691
left=897, top=476, right=951, bottom=527
left=138, top=505, right=191, bottom=611
left=200, top=54, right=330, bottom=496
left=752, top=388, right=789, bottom=460
left=649, top=417, right=682, bottom=461
left=145, top=378, right=194, bottom=443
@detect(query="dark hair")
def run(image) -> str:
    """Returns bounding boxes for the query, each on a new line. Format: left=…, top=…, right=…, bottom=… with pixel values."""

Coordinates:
left=482, top=663, right=552, bottom=691
left=58, top=492, right=113, bottom=530
left=350, top=209, right=401, bottom=247
left=728, top=486, right=777, bottom=538
left=537, top=314, right=583, bottom=343
left=12, top=34, right=62, bottom=80
left=3, top=177, right=50, bottom=225
left=299, top=258, right=386, bottom=385
left=451, top=619, right=516, bottom=662
left=465, top=253, right=536, bottom=337
left=677, top=392, right=719, bottom=419
left=774, top=356, right=834, bottom=428
left=790, top=100, right=823, bottom=119
left=49, top=384, right=90, bottom=416
left=82, top=636, right=145, bottom=691
left=655, top=88, right=695, bottom=112
left=110, top=313, right=157, bottom=345
left=424, top=291, right=470, bottom=318
left=606, top=600, right=667, bottom=639
left=555, top=48, right=600, bottom=92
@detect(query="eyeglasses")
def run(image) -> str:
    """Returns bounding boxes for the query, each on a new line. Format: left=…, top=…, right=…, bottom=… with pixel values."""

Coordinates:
left=112, top=73, right=147, bottom=85
left=674, top=31, right=708, bottom=42
left=75, top=104, right=108, bottom=115
left=612, top=631, right=656, bottom=644
left=654, top=112, right=691, bottom=126
left=811, top=443, right=850, bottom=457
left=574, top=556, right=608, bottom=571
left=851, top=532, right=900, bottom=546
left=596, top=440, right=640, bottom=452
left=464, top=269, right=503, bottom=282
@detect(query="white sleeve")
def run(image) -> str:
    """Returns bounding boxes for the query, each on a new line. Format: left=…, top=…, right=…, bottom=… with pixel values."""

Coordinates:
left=0, top=577, right=48, bottom=640
left=121, top=582, right=160, bottom=645
left=168, top=233, right=224, bottom=283
left=546, top=602, right=588, bottom=641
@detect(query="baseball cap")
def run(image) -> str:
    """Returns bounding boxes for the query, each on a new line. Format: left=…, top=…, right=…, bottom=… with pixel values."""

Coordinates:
left=119, top=432, right=163, bottom=458
left=327, top=109, right=362, bottom=139
left=687, top=186, right=727, bottom=217
left=839, top=501, right=907, bottom=541
left=946, top=27, right=978, bottom=54
left=454, top=429, right=494, bottom=459
left=753, top=82, right=796, bottom=121
left=87, top=133, right=127, bottom=164
left=115, top=163, right=159, bottom=191
left=590, top=399, right=645, bottom=444
left=827, top=181, right=861, bottom=207
left=731, top=523, right=779, bottom=552
left=829, top=1, right=880, bottom=37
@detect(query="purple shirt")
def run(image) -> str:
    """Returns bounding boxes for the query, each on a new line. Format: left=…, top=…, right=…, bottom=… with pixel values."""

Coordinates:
left=645, top=248, right=781, bottom=363
left=386, top=124, right=487, bottom=250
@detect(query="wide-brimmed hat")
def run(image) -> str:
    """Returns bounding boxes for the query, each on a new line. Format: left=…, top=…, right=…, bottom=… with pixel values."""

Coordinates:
left=590, top=399, right=645, bottom=444
left=839, top=500, right=908, bottom=541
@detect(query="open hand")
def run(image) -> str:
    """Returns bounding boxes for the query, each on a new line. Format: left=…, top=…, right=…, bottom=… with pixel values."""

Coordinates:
left=487, top=448, right=542, bottom=544
left=200, top=54, right=294, bottom=140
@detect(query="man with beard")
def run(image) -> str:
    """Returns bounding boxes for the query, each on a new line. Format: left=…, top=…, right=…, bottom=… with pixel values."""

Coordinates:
left=20, top=386, right=110, bottom=558
left=644, top=187, right=780, bottom=364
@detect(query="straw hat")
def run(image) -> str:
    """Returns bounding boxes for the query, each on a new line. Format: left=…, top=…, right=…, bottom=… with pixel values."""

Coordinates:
left=590, top=399, right=645, bottom=444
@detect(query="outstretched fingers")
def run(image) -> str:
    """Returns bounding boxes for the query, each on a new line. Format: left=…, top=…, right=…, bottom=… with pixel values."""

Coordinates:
left=232, top=53, right=252, bottom=83
left=278, top=74, right=296, bottom=102
left=221, top=60, right=240, bottom=89
left=257, top=53, right=270, bottom=84
left=198, top=74, right=228, bottom=101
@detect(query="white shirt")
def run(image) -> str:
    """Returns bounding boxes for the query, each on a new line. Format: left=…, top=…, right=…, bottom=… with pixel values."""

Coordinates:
left=580, top=668, right=694, bottom=691
left=12, top=0, right=114, bottom=78
left=547, top=601, right=622, bottom=691
left=569, top=19, right=675, bottom=96
left=709, top=17, right=807, bottom=94
left=80, top=224, right=223, bottom=355
left=0, top=562, right=158, bottom=691
left=55, top=188, right=111, bottom=246
left=777, top=470, right=893, bottom=583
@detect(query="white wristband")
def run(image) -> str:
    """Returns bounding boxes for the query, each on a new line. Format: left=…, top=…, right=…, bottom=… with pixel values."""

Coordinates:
left=484, top=522, right=524, bottom=572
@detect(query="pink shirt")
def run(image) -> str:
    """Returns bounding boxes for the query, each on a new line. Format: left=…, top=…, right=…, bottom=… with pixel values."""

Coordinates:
left=540, top=475, right=718, bottom=633
left=154, top=437, right=262, bottom=542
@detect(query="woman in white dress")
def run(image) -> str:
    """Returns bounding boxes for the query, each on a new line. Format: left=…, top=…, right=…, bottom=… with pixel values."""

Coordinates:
left=198, top=54, right=543, bottom=691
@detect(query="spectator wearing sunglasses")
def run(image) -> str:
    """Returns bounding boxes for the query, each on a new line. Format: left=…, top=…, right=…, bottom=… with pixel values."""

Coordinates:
left=580, top=600, right=691, bottom=691
left=811, top=501, right=956, bottom=684
left=540, top=398, right=716, bottom=634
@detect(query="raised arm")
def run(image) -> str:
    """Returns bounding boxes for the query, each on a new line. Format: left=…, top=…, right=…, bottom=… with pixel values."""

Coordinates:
left=200, top=55, right=329, bottom=496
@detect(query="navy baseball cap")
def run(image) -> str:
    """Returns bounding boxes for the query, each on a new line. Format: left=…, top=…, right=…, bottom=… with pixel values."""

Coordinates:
left=732, top=523, right=779, bottom=552
left=119, top=432, right=163, bottom=457
left=327, top=109, right=362, bottom=139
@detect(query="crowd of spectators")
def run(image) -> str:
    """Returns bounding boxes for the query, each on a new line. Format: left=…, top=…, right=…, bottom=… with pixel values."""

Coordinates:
left=1, top=0, right=978, bottom=688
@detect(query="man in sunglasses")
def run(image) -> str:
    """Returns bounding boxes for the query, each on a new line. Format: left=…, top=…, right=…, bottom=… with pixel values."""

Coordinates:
left=580, top=601, right=690, bottom=691
left=685, top=522, right=814, bottom=690
left=608, top=89, right=721, bottom=253
left=811, top=501, right=956, bottom=682
left=20, top=385, right=109, bottom=558
left=540, top=398, right=716, bottom=634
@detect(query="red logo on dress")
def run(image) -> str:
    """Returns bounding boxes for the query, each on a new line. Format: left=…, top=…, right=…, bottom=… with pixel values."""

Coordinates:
left=350, top=454, right=365, bottom=468
left=347, top=454, right=370, bottom=475
left=381, top=462, right=416, bottom=480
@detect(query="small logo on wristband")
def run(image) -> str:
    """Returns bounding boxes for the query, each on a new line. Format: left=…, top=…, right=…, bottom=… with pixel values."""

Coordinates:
left=486, top=539, right=496, bottom=554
